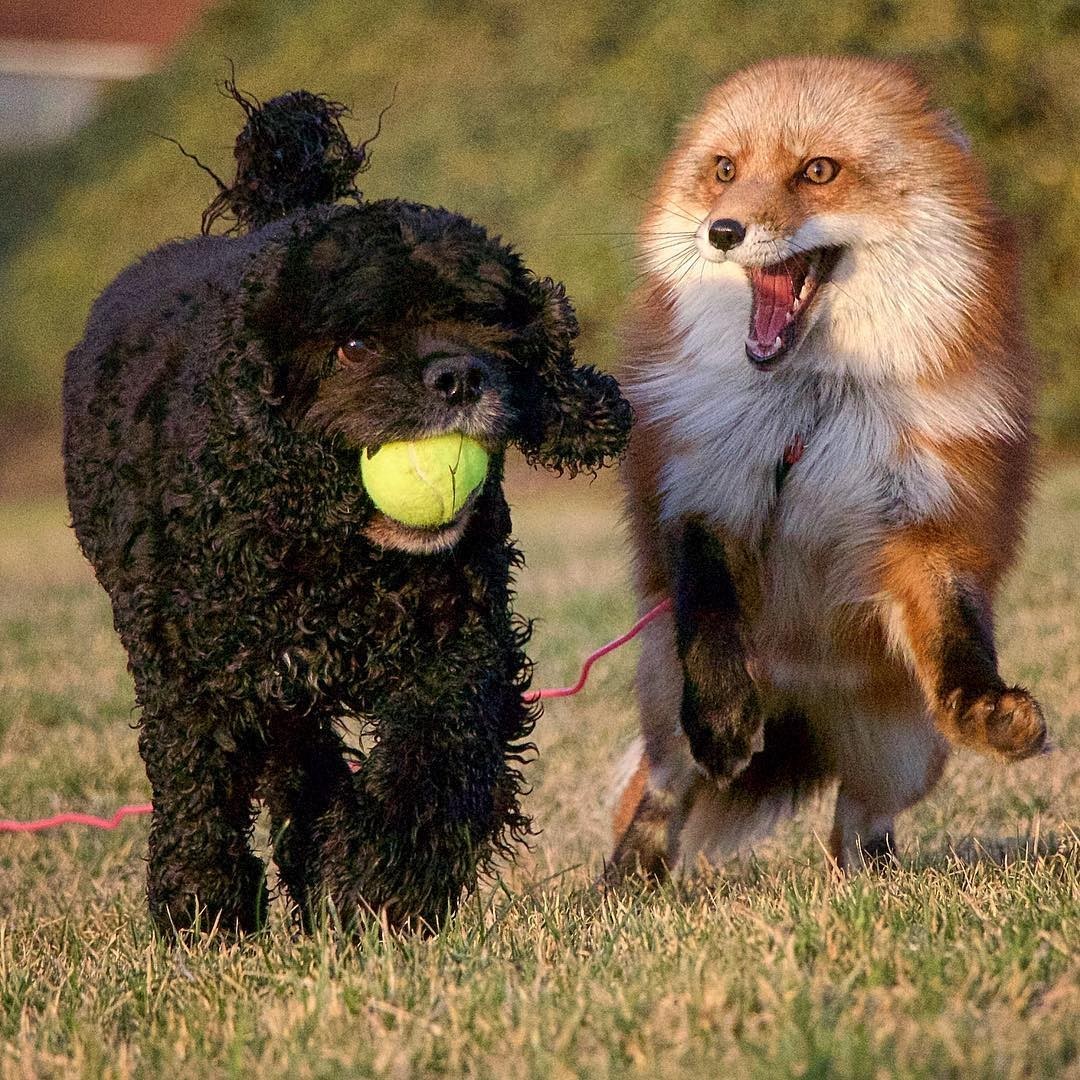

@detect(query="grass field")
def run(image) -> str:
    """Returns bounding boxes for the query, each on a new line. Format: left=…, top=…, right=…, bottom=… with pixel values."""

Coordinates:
left=1, top=464, right=1078, bottom=1078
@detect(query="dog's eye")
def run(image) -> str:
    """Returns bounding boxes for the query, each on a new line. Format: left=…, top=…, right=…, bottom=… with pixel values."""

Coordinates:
left=801, top=157, right=840, bottom=185
left=337, top=340, right=375, bottom=365
left=715, top=155, right=736, bottom=183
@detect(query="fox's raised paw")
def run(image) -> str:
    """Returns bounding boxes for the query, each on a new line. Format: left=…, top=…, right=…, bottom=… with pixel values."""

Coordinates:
left=949, top=686, right=1048, bottom=761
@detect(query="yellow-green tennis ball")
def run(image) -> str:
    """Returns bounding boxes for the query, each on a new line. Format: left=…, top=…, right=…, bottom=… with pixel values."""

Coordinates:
left=360, top=433, right=489, bottom=527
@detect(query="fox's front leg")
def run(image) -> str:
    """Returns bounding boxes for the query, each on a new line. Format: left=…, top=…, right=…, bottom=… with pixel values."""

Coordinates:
left=884, top=560, right=1047, bottom=761
left=674, top=519, right=763, bottom=780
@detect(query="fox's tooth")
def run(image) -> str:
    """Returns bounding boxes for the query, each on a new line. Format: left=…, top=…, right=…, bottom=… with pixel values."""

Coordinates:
left=792, top=297, right=801, bottom=311
left=774, top=336, right=783, bottom=348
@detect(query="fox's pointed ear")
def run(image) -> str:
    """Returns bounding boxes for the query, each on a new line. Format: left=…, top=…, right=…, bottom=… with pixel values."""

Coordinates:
left=513, top=278, right=633, bottom=475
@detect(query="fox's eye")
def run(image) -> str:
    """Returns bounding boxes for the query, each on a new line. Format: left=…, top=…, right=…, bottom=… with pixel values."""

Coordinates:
left=715, top=155, right=736, bottom=183
left=802, top=157, right=840, bottom=184
left=337, top=339, right=375, bottom=365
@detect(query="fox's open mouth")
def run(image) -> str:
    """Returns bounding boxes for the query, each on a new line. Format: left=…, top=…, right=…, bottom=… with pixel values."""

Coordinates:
left=746, top=247, right=842, bottom=367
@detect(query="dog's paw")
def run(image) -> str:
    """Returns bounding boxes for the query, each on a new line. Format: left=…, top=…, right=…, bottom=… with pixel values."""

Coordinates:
left=946, top=685, right=1048, bottom=761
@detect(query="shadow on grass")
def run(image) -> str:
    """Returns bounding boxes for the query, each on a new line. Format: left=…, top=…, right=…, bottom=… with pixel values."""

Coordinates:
left=582, top=829, right=1079, bottom=908
left=919, top=830, right=1079, bottom=871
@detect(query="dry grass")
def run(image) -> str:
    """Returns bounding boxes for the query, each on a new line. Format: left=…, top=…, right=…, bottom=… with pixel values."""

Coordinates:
left=1, top=464, right=1078, bottom=1078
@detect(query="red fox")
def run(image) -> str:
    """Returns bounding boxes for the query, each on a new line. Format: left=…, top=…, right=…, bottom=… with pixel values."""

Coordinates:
left=612, top=56, right=1047, bottom=875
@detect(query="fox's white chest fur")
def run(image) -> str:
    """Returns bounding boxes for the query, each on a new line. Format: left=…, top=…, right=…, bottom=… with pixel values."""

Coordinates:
left=641, top=270, right=954, bottom=542
left=635, top=269, right=975, bottom=694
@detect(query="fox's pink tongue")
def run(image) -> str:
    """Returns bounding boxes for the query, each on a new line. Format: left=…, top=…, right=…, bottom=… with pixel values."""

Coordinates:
left=748, top=264, right=798, bottom=352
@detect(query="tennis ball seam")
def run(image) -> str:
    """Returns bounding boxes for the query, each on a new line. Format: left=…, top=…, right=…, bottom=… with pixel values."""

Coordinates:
left=360, top=433, right=487, bottom=527
left=407, top=435, right=464, bottom=519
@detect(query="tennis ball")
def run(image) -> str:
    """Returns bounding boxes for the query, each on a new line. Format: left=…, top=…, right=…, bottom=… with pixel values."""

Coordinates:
left=360, top=433, right=489, bottom=527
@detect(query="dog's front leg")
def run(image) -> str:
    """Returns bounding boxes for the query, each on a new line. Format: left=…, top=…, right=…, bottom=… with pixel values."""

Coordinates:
left=673, top=519, right=763, bottom=781
left=316, top=634, right=531, bottom=932
left=881, top=554, right=1047, bottom=760
left=262, top=722, right=357, bottom=931
left=138, top=704, right=268, bottom=936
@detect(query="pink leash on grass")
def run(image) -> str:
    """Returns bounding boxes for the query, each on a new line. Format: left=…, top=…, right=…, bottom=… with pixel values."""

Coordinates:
left=0, top=598, right=672, bottom=834
left=522, top=598, right=672, bottom=701
left=0, top=803, right=154, bottom=834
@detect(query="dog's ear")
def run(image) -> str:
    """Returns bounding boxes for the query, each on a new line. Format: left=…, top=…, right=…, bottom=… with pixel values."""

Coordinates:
left=237, top=216, right=371, bottom=347
left=232, top=233, right=332, bottom=418
left=513, top=278, right=632, bottom=475
left=236, top=216, right=391, bottom=417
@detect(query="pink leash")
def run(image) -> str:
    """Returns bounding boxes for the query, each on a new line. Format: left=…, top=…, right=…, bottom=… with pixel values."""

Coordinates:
left=0, top=803, right=154, bottom=834
left=523, top=598, right=671, bottom=701
left=1, top=599, right=672, bottom=834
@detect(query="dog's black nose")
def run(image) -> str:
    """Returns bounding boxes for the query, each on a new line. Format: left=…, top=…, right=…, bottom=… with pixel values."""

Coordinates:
left=424, top=356, right=489, bottom=406
left=707, top=219, right=746, bottom=251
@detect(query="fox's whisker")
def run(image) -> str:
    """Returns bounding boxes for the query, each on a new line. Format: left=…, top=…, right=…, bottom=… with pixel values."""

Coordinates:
left=631, top=244, right=698, bottom=288
left=620, top=187, right=704, bottom=228
left=641, top=247, right=700, bottom=303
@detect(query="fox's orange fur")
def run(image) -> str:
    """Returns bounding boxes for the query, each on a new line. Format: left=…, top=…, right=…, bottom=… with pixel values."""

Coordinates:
left=612, top=56, right=1046, bottom=875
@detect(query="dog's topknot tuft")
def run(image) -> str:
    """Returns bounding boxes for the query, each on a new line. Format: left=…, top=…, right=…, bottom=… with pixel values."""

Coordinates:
left=201, top=80, right=375, bottom=235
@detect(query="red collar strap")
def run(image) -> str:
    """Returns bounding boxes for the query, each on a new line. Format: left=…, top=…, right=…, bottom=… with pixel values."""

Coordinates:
left=775, top=433, right=806, bottom=493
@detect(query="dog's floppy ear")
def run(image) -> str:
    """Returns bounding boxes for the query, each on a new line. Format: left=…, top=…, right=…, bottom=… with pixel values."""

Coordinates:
left=513, top=278, right=632, bottom=475
left=238, top=211, right=396, bottom=348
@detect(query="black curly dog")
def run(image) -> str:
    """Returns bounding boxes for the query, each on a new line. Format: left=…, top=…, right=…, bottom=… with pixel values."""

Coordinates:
left=63, top=88, right=630, bottom=935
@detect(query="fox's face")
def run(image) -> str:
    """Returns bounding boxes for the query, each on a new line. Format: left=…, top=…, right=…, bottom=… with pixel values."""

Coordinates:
left=645, top=57, right=998, bottom=379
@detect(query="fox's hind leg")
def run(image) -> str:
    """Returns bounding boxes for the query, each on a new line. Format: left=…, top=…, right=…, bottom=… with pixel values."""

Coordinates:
left=823, top=700, right=950, bottom=872
left=677, top=706, right=833, bottom=866
left=611, top=707, right=833, bottom=875
left=609, top=739, right=698, bottom=879
left=609, top=603, right=697, bottom=879
left=829, top=789, right=897, bottom=869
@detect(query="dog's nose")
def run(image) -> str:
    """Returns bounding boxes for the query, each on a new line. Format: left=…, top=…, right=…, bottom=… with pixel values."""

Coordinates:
left=707, top=219, right=746, bottom=251
left=424, top=356, right=489, bottom=406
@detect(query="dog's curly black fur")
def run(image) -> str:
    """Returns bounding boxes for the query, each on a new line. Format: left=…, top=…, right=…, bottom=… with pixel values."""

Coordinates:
left=62, top=89, right=631, bottom=935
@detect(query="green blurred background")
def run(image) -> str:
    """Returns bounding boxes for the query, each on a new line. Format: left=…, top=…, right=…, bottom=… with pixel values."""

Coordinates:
left=2, top=0, right=1078, bottom=494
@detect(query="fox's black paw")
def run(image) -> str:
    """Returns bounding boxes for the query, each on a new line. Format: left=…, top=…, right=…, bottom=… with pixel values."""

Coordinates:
left=979, top=687, right=1048, bottom=760
left=682, top=688, right=764, bottom=782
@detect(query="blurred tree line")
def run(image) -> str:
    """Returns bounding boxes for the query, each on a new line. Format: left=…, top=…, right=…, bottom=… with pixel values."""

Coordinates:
left=1, top=0, right=1077, bottom=442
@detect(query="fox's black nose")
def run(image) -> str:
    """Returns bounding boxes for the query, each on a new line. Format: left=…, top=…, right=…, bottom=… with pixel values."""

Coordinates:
left=424, top=355, right=489, bottom=406
left=708, top=219, right=746, bottom=251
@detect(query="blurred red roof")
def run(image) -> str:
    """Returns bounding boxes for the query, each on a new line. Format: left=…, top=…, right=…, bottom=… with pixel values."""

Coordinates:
left=0, top=0, right=216, bottom=50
